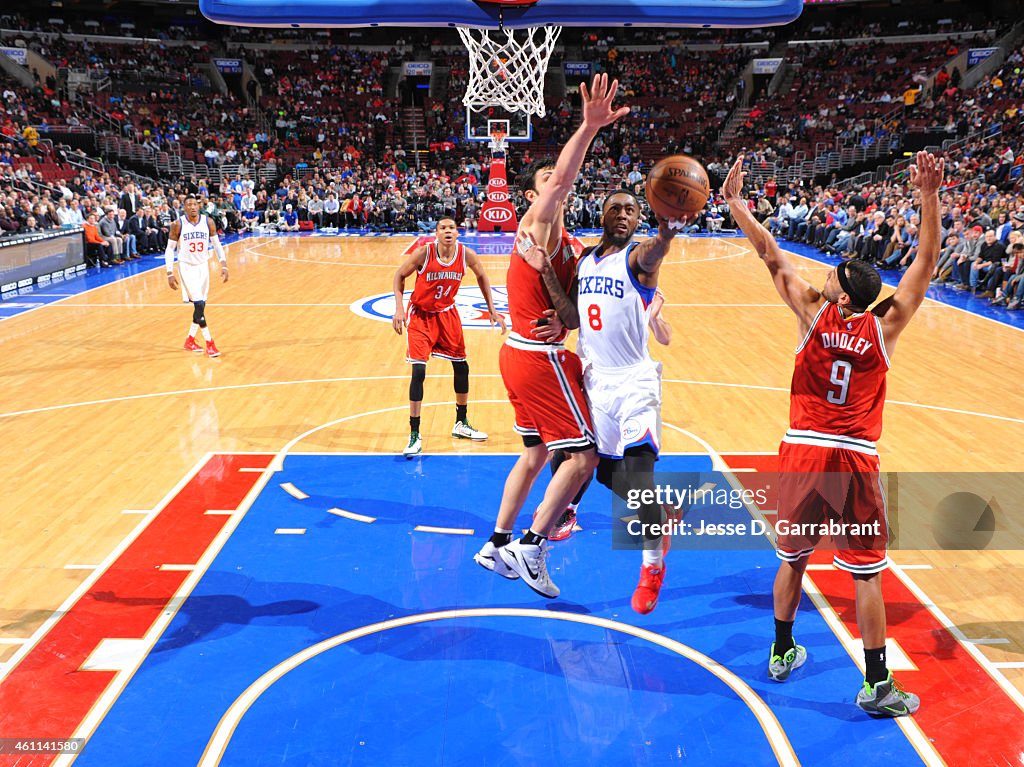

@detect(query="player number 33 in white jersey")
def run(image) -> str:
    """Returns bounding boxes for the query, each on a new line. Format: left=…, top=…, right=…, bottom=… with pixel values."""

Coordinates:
left=166, top=204, right=229, bottom=302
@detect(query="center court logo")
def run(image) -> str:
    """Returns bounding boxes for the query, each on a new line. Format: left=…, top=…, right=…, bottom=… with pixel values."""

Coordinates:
left=352, top=286, right=510, bottom=329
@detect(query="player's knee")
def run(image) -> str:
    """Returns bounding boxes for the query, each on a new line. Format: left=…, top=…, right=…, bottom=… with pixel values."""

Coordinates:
left=409, top=363, right=426, bottom=402
left=192, top=301, right=206, bottom=326
left=518, top=441, right=549, bottom=473
left=560, top=447, right=598, bottom=478
left=782, top=558, right=810, bottom=578
left=452, top=360, right=469, bottom=394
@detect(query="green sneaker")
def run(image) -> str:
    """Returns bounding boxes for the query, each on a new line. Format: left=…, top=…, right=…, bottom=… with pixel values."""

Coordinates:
left=768, top=642, right=807, bottom=682
left=402, top=431, right=422, bottom=458
left=856, top=672, right=920, bottom=717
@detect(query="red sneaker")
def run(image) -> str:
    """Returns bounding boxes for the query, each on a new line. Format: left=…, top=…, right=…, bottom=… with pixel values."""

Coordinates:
left=631, top=563, right=666, bottom=615
left=184, top=336, right=202, bottom=352
left=205, top=340, right=221, bottom=357
left=549, top=508, right=577, bottom=542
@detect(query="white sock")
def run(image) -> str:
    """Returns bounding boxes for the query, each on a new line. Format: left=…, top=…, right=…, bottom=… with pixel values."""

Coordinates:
left=188, top=323, right=199, bottom=338
left=494, top=527, right=513, bottom=535
left=567, top=502, right=579, bottom=512
left=200, top=326, right=212, bottom=342
left=642, top=548, right=664, bottom=569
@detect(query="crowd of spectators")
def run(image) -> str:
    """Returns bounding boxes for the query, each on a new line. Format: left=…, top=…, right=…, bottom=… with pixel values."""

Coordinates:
left=729, top=37, right=974, bottom=156
left=746, top=84, right=1023, bottom=311
left=1, top=5, right=1022, bottom=310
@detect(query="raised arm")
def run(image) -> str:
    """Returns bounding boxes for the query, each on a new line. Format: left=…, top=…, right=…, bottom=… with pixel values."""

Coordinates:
left=519, top=73, right=629, bottom=250
left=391, top=246, right=427, bottom=335
left=465, top=248, right=507, bottom=334
left=628, top=216, right=685, bottom=287
left=722, top=155, right=823, bottom=336
left=874, top=151, right=944, bottom=351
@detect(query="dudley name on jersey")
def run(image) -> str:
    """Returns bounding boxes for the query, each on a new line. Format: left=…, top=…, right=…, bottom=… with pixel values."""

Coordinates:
left=790, top=303, right=890, bottom=444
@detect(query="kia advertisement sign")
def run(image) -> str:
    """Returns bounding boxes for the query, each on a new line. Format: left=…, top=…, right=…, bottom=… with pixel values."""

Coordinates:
left=478, top=157, right=518, bottom=232
left=482, top=208, right=513, bottom=223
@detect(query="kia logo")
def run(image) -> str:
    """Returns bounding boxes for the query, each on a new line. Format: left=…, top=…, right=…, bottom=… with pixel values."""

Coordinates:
left=490, top=178, right=507, bottom=188
left=488, top=191, right=509, bottom=203
left=483, top=207, right=513, bottom=223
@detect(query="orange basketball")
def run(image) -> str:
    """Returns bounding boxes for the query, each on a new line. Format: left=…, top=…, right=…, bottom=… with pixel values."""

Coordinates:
left=644, top=155, right=711, bottom=220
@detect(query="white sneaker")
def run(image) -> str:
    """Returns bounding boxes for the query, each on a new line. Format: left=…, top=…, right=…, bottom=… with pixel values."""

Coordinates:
left=402, top=432, right=422, bottom=458
left=452, top=420, right=487, bottom=440
left=499, top=538, right=559, bottom=599
left=473, top=540, right=519, bottom=579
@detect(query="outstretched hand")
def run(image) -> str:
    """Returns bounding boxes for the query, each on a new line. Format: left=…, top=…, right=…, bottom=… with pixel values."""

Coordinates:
left=580, top=72, right=631, bottom=131
left=908, top=150, right=944, bottom=195
left=656, top=213, right=698, bottom=236
left=722, top=155, right=746, bottom=202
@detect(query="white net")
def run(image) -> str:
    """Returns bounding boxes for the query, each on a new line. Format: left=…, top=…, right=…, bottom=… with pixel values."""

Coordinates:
left=488, top=132, right=508, bottom=153
left=457, top=25, right=562, bottom=117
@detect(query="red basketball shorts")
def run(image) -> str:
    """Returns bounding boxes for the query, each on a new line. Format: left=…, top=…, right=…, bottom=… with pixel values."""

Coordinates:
left=406, top=305, right=466, bottom=363
left=499, top=342, right=595, bottom=451
left=775, top=440, right=888, bottom=574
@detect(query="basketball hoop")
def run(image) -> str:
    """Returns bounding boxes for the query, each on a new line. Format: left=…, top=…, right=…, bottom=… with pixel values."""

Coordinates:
left=458, top=1, right=561, bottom=118
left=489, top=131, right=508, bottom=153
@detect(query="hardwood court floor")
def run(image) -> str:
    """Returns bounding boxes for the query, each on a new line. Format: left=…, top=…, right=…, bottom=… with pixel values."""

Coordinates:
left=1, top=233, right=1022, bottom=698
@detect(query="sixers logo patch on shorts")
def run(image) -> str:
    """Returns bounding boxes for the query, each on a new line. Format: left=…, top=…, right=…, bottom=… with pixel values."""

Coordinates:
left=352, top=286, right=510, bottom=329
left=621, top=419, right=643, bottom=441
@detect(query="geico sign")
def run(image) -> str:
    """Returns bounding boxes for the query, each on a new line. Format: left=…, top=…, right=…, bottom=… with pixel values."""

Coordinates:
left=490, top=177, right=507, bottom=187
left=488, top=191, right=509, bottom=203
left=482, top=207, right=513, bottom=223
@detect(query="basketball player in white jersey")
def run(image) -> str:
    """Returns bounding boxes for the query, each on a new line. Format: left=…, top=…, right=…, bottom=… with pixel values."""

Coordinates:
left=166, top=195, right=229, bottom=357
left=524, top=189, right=687, bottom=613
left=543, top=286, right=672, bottom=543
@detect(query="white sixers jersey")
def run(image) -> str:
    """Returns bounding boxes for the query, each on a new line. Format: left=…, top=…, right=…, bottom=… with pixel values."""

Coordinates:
left=576, top=242, right=655, bottom=369
left=177, top=214, right=211, bottom=265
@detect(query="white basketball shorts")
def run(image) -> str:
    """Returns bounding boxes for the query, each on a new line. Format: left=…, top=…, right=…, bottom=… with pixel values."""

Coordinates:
left=178, top=260, right=211, bottom=303
left=583, top=358, right=662, bottom=459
